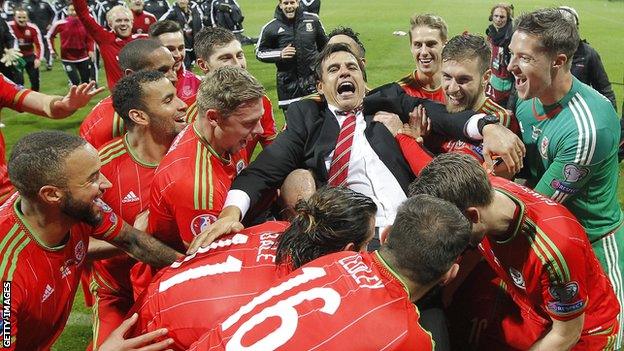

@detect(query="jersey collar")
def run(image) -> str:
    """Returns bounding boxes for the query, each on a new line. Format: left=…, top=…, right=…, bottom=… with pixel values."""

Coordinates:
left=490, top=188, right=526, bottom=245
left=192, top=123, right=232, bottom=164
left=373, top=251, right=412, bottom=300
left=123, top=133, right=159, bottom=168
left=531, top=77, right=579, bottom=121
left=13, top=197, right=69, bottom=251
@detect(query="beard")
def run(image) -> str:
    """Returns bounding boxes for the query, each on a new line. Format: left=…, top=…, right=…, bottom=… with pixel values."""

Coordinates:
left=445, top=85, right=485, bottom=114
left=61, top=192, right=102, bottom=227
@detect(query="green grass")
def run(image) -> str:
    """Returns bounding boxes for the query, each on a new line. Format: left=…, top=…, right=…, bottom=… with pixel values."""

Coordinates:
left=0, top=0, right=619, bottom=349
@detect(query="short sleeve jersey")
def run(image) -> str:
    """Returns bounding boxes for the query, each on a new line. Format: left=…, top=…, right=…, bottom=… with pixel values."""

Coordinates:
left=184, top=95, right=277, bottom=160
left=132, top=221, right=290, bottom=349
left=438, top=97, right=517, bottom=162
left=515, top=77, right=623, bottom=240
left=93, top=135, right=157, bottom=295
left=79, top=96, right=125, bottom=149
left=479, top=177, right=619, bottom=332
left=148, top=124, right=248, bottom=252
left=396, top=70, right=446, bottom=103
left=189, top=251, right=434, bottom=351
left=0, top=197, right=122, bottom=350
left=0, top=76, right=31, bottom=204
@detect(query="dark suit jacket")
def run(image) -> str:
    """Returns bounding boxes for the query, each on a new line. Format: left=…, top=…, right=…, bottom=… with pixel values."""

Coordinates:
left=231, top=84, right=475, bottom=213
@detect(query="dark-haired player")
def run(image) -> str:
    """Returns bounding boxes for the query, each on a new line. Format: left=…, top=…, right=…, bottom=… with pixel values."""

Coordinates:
left=132, top=187, right=376, bottom=349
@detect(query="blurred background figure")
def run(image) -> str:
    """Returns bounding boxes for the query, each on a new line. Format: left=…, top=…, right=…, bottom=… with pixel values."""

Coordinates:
left=485, top=3, right=514, bottom=108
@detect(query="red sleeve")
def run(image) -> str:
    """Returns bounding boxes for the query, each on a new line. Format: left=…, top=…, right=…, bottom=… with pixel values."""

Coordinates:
left=396, top=133, right=433, bottom=175
left=260, top=95, right=277, bottom=146
left=31, top=24, right=44, bottom=60
left=73, top=0, right=112, bottom=45
left=0, top=76, right=31, bottom=112
left=88, top=199, right=123, bottom=241
left=46, top=22, right=60, bottom=56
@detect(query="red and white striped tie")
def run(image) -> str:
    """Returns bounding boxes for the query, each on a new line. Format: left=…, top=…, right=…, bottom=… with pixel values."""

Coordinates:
left=327, top=111, right=357, bottom=187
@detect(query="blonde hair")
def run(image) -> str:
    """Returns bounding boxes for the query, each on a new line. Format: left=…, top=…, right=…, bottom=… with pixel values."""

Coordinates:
left=106, top=5, right=132, bottom=25
left=196, top=66, right=265, bottom=118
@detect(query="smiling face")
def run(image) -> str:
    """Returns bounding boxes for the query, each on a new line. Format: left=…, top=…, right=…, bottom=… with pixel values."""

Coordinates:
left=212, top=98, right=264, bottom=156
left=442, top=57, right=488, bottom=113
left=198, top=40, right=246, bottom=74
left=279, top=0, right=299, bottom=19
left=316, top=50, right=365, bottom=112
left=128, top=0, right=144, bottom=12
left=492, top=7, right=508, bottom=29
left=60, top=144, right=112, bottom=226
left=14, top=10, right=28, bottom=26
left=156, top=31, right=186, bottom=72
left=108, top=8, right=133, bottom=38
left=143, top=46, right=178, bottom=85
left=141, top=77, right=188, bottom=138
left=410, top=25, right=445, bottom=77
left=507, top=31, right=554, bottom=101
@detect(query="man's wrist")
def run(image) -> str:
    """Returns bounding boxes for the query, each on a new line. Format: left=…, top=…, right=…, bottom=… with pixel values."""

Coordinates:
left=464, top=113, right=486, bottom=140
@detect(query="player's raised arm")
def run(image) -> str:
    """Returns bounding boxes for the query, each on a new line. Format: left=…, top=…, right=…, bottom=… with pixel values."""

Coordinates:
left=20, top=81, right=104, bottom=118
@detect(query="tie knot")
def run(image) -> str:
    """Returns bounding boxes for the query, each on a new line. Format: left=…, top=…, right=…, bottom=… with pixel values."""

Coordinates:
left=336, top=106, right=362, bottom=117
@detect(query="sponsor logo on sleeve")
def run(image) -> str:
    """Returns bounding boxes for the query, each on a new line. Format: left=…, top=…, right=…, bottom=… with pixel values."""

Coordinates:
left=547, top=281, right=585, bottom=315
left=190, top=214, right=218, bottom=236
left=550, top=179, right=579, bottom=195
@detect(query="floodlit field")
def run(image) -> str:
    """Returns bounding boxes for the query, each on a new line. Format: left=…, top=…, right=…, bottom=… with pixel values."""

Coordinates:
left=2, top=0, right=618, bottom=349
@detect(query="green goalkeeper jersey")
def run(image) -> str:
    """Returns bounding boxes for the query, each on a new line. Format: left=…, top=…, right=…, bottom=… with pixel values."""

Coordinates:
left=516, top=77, right=623, bottom=241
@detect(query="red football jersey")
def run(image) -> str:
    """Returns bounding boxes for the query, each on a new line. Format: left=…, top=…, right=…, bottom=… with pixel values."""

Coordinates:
left=8, top=21, right=43, bottom=59
left=94, top=136, right=157, bottom=295
left=176, top=67, right=201, bottom=106
left=79, top=96, right=125, bottom=149
left=189, top=251, right=434, bottom=351
left=46, top=17, right=94, bottom=62
left=0, top=76, right=31, bottom=204
left=133, top=221, right=290, bottom=350
left=0, top=196, right=122, bottom=350
left=74, top=0, right=147, bottom=89
left=396, top=70, right=446, bottom=103
left=184, top=95, right=277, bottom=160
left=132, top=10, right=157, bottom=34
left=477, top=177, right=619, bottom=346
left=148, top=124, right=248, bottom=252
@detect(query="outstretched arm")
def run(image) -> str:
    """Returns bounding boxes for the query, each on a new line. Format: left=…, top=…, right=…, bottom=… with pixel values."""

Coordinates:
left=21, top=81, right=104, bottom=118
left=110, top=222, right=183, bottom=268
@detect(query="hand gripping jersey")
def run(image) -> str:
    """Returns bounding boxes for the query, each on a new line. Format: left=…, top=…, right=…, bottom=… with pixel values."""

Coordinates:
left=477, top=177, right=619, bottom=349
left=132, top=221, right=290, bottom=350
left=0, top=196, right=122, bottom=350
left=89, top=136, right=158, bottom=347
left=183, top=95, right=277, bottom=159
left=395, top=70, right=446, bottom=103
left=189, top=251, right=434, bottom=351
left=0, top=76, right=31, bottom=204
left=79, top=96, right=125, bottom=149
left=147, top=124, right=248, bottom=252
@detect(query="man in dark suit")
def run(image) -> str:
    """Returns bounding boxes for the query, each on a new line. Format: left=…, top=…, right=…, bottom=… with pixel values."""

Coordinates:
left=187, top=43, right=524, bottom=254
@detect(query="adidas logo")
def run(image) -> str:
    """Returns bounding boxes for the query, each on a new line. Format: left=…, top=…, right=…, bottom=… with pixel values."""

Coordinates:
left=122, top=191, right=140, bottom=204
left=277, top=27, right=285, bottom=34
left=41, top=284, right=54, bottom=302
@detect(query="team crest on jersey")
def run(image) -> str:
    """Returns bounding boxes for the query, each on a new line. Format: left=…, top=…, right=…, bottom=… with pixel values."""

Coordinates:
left=305, top=22, right=313, bottom=32
left=509, top=267, right=525, bottom=289
left=539, top=136, right=549, bottom=159
left=145, top=18, right=150, bottom=25
left=24, top=29, right=30, bottom=36
left=236, top=160, right=246, bottom=174
left=563, top=164, right=589, bottom=183
left=74, top=241, right=86, bottom=264
left=190, top=214, right=218, bottom=236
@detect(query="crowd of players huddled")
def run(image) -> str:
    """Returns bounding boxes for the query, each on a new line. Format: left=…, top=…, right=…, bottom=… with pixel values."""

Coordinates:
left=0, top=0, right=623, bottom=350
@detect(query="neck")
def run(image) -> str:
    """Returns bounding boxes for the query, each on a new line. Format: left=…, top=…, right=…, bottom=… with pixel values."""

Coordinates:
left=481, top=190, right=518, bottom=240
left=126, top=128, right=171, bottom=164
left=194, top=118, right=229, bottom=159
left=472, top=93, right=488, bottom=111
left=19, top=198, right=73, bottom=247
left=539, top=70, right=573, bottom=106
left=415, top=70, right=440, bottom=90
left=377, top=250, right=432, bottom=302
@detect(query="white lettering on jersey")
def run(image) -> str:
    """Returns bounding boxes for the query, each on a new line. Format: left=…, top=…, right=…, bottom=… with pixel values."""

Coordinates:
left=159, top=255, right=243, bottom=292
left=170, top=234, right=249, bottom=269
left=256, top=231, right=280, bottom=263
left=338, top=254, right=384, bottom=289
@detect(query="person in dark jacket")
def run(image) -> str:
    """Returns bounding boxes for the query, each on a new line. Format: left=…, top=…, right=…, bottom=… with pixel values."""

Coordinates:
left=485, top=3, right=514, bottom=108
left=256, top=0, right=326, bottom=111
left=160, top=0, right=202, bottom=68
left=25, top=0, right=55, bottom=69
left=143, top=0, right=170, bottom=20
left=300, top=0, right=319, bottom=14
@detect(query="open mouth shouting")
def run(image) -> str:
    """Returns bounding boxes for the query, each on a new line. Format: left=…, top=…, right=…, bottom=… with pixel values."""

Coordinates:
left=337, top=81, right=356, bottom=99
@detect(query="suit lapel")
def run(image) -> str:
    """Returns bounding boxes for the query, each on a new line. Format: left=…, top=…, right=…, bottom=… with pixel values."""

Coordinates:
left=315, top=107, right=340, bottom=182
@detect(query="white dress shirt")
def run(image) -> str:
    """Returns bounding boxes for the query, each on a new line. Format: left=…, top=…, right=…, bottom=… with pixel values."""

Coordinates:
left=224, top=104, right=407, bottom=229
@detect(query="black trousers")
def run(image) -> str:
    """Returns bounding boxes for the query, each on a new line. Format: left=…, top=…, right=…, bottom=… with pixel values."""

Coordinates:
left=14, top=54, right=39, bottom=91
left=62, top=59, right=91, bottom=86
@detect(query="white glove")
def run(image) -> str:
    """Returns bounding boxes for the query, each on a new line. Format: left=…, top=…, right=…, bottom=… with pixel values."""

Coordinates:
left=0, top=48, right=23, bottom=67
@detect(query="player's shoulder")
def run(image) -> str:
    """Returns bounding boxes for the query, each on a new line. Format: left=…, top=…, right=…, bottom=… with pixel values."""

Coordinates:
left=567, top=81, right=618, bottom=125
left=98, top=137, right=127, bottom=164
left=395, top=71, right=416, bottom=86
left=302, top=11, right=320, bottom=20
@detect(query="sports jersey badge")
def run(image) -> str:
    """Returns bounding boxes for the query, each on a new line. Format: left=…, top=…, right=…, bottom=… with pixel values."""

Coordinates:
left=563, top=164, right=589, bottom=183
left=24, top=29, right=30, bottom=36
left=547, top=281, right=584, bottom=315
left=306, top=22, right=313, bottom=32
left=509, top=267, right=525, bottom=290
left=236, top=160, right=245, bottom=174
left=539, top=136, right=549, bottom=159
left=190, top=213, right=217, bottom=236
left=74, top=240, right=86, bottom=264
left=145, top=18, right=150, bottom=25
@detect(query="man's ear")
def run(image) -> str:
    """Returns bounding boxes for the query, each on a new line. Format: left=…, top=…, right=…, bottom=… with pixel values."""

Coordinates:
left=196, top=58, right=210, bottom=75
left=128, top=108, right=149, bottom=127
left=342, top=242, right=355, bottom=251
left=552, top=53, right=568, bottom=70
left=123, top=68, right=134, bottom=76
left=464, top=207, right=480, bottom=224
left=205, top=109, right=220, bottom=127
left=39, top=185, right=63, bottom=206
left=380, top=225, right=391, bottom=244
left=440, top=262, right=459, bottom=286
